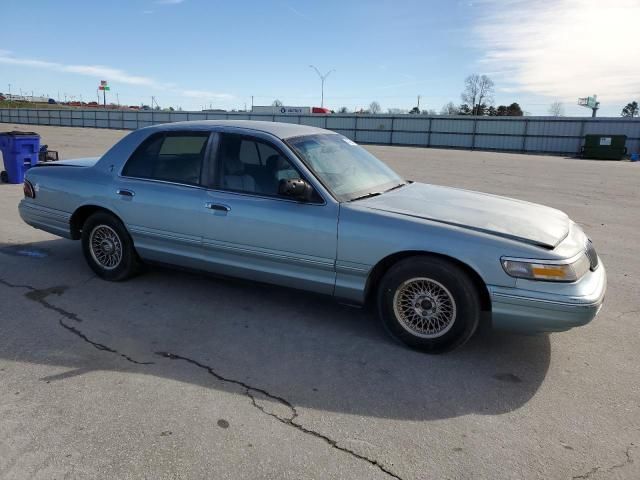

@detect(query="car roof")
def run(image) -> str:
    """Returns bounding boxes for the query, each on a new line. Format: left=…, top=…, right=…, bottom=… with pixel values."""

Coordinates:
left=148, top=120, right=332, bottom=140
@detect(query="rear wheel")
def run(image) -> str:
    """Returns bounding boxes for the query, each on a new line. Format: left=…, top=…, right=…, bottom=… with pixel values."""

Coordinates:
left=81, top=211, right=140, bottom=281
left=377, top=256, right=481, bottom=353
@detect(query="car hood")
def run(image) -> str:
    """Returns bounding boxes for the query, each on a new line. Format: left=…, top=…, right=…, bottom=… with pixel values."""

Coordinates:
left=358, top=182, right=570, bottom=248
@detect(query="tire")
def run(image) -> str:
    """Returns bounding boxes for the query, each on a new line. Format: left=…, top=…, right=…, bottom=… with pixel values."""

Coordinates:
left=377, top=256, right=481, bottom=353
left=81, top=211, right=140, bottom=281
left=0, top=171, right=8, bottom=183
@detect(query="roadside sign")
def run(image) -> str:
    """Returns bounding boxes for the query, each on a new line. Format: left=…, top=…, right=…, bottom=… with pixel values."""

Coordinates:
left=578, top=96, right=598, bottom=108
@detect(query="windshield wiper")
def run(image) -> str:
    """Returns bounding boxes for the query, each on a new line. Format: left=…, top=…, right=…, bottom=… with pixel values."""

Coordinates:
left=349, top=182, right=408, bottom=202
left=384, top=182, right=408, bottom=193
left=349, top=192, right=383, bottom=202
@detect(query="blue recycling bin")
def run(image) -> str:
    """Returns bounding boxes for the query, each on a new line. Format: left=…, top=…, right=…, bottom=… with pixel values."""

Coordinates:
left=0, top=131, right=40, bottom=183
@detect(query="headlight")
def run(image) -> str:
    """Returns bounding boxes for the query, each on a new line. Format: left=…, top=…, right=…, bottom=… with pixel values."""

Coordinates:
left=501, top=253, right=591, bottom=282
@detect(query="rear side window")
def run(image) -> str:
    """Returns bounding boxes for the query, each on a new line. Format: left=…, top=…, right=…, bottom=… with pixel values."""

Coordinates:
left=122, top=132, right=209, bottom=185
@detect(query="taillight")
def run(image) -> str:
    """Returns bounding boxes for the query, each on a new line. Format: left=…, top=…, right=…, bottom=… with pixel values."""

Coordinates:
left=23, top=180, right=35, bottom=199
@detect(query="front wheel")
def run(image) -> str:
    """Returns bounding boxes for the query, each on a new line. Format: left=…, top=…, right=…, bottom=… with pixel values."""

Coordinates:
left=81, top=211, right=140, bottom=281
left=377, top=256, right=481, bottom=353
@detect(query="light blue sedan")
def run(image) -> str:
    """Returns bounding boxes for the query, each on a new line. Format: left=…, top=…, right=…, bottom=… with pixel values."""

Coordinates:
left=18, top=121, right=606, bottom=352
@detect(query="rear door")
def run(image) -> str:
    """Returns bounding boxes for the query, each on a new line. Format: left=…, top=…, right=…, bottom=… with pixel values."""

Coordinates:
left=199, top=132, right=339, bottom=294
left=112, top=131, right=212, bottom=268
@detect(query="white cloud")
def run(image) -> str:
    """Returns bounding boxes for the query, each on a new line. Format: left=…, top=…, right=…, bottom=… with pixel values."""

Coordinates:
left=474, top=0, right=640, bottom=103
left=0, top=51, right=232, bottom=104
left=0, top=55, right=157, bottom=87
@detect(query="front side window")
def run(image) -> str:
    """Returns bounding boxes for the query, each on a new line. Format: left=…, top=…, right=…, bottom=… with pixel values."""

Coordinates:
left=287, top=134, right=404, bottom=201
left=122, top=132, right=209, bottom=185
left=215, top=134, right=302, bottom=196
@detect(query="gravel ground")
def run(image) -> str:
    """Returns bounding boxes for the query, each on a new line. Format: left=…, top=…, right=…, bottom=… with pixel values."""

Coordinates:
left=0, top=124, right=639, bottom=479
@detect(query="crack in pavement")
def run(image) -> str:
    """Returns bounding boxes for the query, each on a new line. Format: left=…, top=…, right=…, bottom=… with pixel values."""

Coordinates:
left=155, top=352, right=402, bottom=480
left=572, top=444, right=636, bottom=479
left=1, top=275, right=398, bottom=477
left=0, top=277, right=153, bottom=365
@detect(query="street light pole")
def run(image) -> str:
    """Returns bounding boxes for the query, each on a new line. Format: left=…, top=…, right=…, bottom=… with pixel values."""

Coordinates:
left=309, top=65, right=335, bottom=108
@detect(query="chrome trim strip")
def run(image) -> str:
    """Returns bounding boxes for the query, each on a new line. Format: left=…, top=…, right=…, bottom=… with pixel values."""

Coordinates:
left=201, top=239, right=335, bottom=269
left=128, top=226, right=201, bottom=245
left=20, top=202, right=71, bottom=221
left=501, top=249, right=586, bottom=266
left=491, top=291, right=603, bottom=308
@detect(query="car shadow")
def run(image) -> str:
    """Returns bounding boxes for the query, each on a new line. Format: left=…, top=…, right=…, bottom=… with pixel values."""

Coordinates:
left=0, top=238, right=551, bottom=421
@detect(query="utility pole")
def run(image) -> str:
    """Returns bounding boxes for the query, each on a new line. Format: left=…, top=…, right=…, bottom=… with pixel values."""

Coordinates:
left=7, top=83, right=11, bottom=107
left=417, top=95, right=421, bottom=110
left=251, top=95, right=254, bottom=112
left=309, top=65, right=335, bottom=108
left=116, top=93, right=120, bottom=107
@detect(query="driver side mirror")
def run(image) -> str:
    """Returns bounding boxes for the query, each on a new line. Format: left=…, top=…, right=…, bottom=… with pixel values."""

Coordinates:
left=278, top=178, right=313, bottom=201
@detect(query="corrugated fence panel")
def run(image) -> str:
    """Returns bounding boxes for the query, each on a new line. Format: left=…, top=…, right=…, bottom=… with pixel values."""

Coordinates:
left=476, top=119, right=526, bottom=135
left=273, top=115, right=299, bottom=124
left=357, top=117, right=393, bottom=131
left=431, top=133, right=473, bottom=148
left=431, top=118, right=474, bottom=134
left=527, top=120, right=582, bottom=137
left=392, top=131, right=429, bottom=145
left=2, top=108, right=639, bottom=155
left=187, top=112, right=207, bottom=121
left=333, top=129, right=355, bottom=140
left=299, top=116, right=326, bottom=128
left=356, top=130, right=392, bottom=144
left=583, top=120, right=639, bottom=136
left=475, top=135, right=524, bottom=151
left=170, top=112, right=189, bottom=122
left=525, top=136, right=581, bottom=153
left=393, top=117, right=429, bottom=132
left=326, top=116, right=356, bottom=130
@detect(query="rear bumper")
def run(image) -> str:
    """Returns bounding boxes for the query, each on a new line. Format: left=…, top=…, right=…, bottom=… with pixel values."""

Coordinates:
left=18, top=200, right=73, bottom=239
left=489, top=262, right=606, bottom=333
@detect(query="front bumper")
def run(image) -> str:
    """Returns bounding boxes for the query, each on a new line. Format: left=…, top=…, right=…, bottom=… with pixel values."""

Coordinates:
left=489, top=261, right=606, bottom=333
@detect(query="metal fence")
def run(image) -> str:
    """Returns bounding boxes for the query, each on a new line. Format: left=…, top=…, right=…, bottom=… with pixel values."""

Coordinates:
left=1, top=108, right=639, bottom=155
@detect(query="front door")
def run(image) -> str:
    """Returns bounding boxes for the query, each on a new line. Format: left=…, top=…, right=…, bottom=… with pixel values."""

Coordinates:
left=199, top=132, right=338, bottom=294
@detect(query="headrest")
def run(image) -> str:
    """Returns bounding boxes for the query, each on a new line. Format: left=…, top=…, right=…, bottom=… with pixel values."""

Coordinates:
left=224, top=155, right=244, bottom=175
left=266, top=154, right=287, bottom=171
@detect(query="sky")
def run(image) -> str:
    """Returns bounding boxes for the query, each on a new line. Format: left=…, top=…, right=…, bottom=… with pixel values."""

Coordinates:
left=1, top=0, right=639, bottom=116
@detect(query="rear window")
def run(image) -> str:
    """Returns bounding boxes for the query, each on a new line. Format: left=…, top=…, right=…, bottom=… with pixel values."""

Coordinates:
left=122, top=132, right=209, bottom=185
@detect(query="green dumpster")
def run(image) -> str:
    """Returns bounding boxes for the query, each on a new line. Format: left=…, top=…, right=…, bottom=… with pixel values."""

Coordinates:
left=582, top=134, right=627, bottom=160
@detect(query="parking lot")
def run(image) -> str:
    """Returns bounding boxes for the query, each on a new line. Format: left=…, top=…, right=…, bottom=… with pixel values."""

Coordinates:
left=1, top=124, right=639, bottom=479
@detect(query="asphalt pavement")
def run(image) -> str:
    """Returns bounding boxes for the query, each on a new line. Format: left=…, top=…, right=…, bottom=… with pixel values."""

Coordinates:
left=0, top=125, right=638, bottom=479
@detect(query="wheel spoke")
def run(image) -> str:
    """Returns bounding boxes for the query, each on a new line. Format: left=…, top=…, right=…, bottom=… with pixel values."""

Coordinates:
left=89, top=225, right=123, bottom=271
left=392, top=277, right=457, bottom=339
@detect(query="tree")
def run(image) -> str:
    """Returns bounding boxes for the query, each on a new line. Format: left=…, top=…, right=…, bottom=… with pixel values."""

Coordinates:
left=621, top=101, right=639, bottom=117
left=272, top=99, right=283, bottom=107
left=506, top=102, right=523, bottom=116
left=548, top=101, right=565, bottom=117
left=408, top=106, right=420, bottom=114
left=492, top=103, right=523, bottom=116
left=369, top=101, right=381, bottom=114
left=440, top=102, right=459, bottom=115
left=458, top=104, right=472, bottom=115
left=422, top=109, right=437, bottom=116
left=486, top=106, right=497, bottom=116
left=461, top=74, right=494, bottom=115
left=338, top=106, right=349, bottom=114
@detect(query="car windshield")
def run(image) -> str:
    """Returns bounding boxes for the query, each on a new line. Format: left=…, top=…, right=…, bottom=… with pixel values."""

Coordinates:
left=287, top=134, right=405, bottom=201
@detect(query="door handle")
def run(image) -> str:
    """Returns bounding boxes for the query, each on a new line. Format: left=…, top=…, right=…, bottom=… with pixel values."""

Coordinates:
left=205, top=202, right=230, bottom=212
left=117, top=189, right=135, bottom=197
